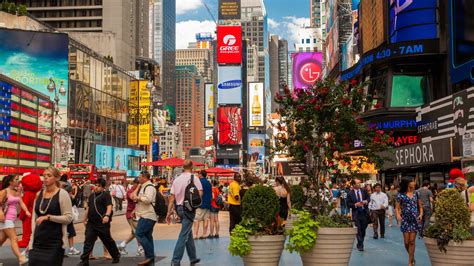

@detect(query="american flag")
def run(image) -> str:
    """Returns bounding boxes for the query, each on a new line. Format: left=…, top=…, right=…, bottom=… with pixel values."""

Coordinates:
left=0, top=81, right=53, bottom=175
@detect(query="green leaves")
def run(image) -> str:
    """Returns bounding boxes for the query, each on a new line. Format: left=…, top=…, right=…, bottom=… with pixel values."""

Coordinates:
left=229, top=224, right=252, bottom=257
left=286, top=210, right=320, bottom=254
left=242, top=185, right=280, bottom=230
left=290, top=185, right=305, bottom=210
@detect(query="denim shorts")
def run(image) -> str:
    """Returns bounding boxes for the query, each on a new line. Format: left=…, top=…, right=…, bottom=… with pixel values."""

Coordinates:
left=210, top=207, right=220, bottom=213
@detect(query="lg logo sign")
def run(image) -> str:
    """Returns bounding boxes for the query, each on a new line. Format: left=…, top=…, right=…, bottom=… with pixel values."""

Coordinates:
left=299, top=62, right=321, bottom=84
left=223, top=34, right=236, bottom=46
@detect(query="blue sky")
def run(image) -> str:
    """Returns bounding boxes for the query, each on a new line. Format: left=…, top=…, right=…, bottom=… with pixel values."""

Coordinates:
left=176, top=0, right=310, bottom=49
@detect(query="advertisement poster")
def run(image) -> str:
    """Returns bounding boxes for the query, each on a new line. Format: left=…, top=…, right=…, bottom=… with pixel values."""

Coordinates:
left=204, top=83, right=215, bottom=128
left=248, top=82, right=264, bottom=127
left=128, top=81, right=139, bottom=145
left=276, top=161, right=307, bottom=176
left=152, top=108, right=169, bottom=135
left=218, top=0, right=241, bottom=20
left=137, top=81, right=150, bottom=145
left=248, top=134, right=265, bottom=163
left=218, top=66, right=242, bottom=104
left=217, top=26, right=242, bottom=64
left=95, top=144, right=144, bottom=177
left=217, top=107, right=242, bottom=145
left=292, top=52, right=323, bottom=89
left=0, top=29, right=69, bottom=126
left=389, top=0, right=437, bottom=43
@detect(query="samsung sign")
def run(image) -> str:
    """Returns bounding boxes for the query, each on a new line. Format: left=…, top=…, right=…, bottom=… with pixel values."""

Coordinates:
left=218, top=66, right=242, bottom=104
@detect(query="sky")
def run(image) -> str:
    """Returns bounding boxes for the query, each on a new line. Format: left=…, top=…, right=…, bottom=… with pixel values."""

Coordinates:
left=176, top=0, right=310, bottom=49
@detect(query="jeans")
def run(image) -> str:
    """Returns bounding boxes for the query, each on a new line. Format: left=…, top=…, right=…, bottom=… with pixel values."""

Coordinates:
left=135, top=218, right=156, bottom=260
left=113, top=196, right=123, bottom=211
left=172, top=205, right=198, bottom=264
left=421, top=206, right=432, bottom=235
left=340, top=204, right=349, bottom=215
left=228, top=204, right=242, bottom=233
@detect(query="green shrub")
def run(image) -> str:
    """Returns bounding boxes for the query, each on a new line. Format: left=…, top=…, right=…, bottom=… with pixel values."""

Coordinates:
left=241, top=185, right=279, bottom=229
left=290, top=185, right=305, bottom=210
left=18, top=4, right=27, bottom=16
left=425, top=188, right=472, bottom=252
left=7, top=2, right=16, bottom=14
left=315, top=213, right=352, bottom=228
left=1, top=0, right=9, bottom=12
left=286, top=209, right=319, bottom=254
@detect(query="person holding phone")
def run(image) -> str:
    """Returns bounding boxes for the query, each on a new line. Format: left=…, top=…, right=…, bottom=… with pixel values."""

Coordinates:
left=395, top=180, right=423, bottom=266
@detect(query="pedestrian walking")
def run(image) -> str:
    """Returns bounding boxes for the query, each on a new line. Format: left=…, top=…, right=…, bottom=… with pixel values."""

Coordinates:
left=118, top=178, right=143, bottom=256
left=110, top=181, right=126, bottom=212
left=166, top=160, right=202, bottom=266
left=193, top=170, right=212, bottom=239
left=338, top=183, right=350, bottom=216
left=228, top=173, right=242, bottom=233
left=209, top=180, right=221, bottom=238
left=78, top=177, right=120, bottom=265
left=60, top=174, right=82, bottom=256
left=386, top=184, right=398, bottom=227
left=0, top=174, right=30, bottom=264
left=369, top=183, right=388, bottom=239
left=130, top=171, right=157, bottom=266
left=274, top=176, right=291, bottom=224
left=347, top=178, right=370, bottom=251
left=415, top=180, right=433, bottom=235
left=395, top=180, right=423, bottom=266
left=469, top=189, right=474, bottom=235
left=28, top=167, right=73, bottom=266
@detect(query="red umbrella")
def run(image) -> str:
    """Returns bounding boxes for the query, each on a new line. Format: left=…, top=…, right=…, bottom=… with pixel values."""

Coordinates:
left=140, top=157, right=204, bottom=167
left=205, top=167, right=236, bottom=174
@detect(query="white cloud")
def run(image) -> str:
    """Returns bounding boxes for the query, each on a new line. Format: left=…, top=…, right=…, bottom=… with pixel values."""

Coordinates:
left=176, top=0, right=203, bottom=15
left=176, top=20, right=216, bottom=49
left=268, top=18, right=280, bottom=29
left=268, top=16, right=310, bottom=49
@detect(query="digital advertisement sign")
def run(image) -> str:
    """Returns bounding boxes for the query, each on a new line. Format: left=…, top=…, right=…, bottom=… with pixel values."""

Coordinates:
left=248, top=134, right=265, bottom=164
left=292, top=52, right=323, bottom=89
left=0, top=29, right=69, bottom=127
left=248, top=82, right=264, bottom=127
left=449, top=0, right=474, bottom=84
left=217, top=25, right=242, bottom=65
left=217, top=107, right=242, bottom=146
left=389, top=0, right=438, bottom=43
left=95, top=144, right=144, bottom=177
left=218, top=0, right=241, bottom=20
left=217, top=66, right=242, bottom=104
left=205, top=83, right=215, bottom=128
left=152, top=108, right=169, bottom=135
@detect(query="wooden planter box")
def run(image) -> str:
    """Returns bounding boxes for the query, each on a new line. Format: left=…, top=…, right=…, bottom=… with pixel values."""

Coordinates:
left=301, top=227, right=356, bottom=266
left=424, top=237, right=474, bottom=266
left=243, top=235, right=285, bottom=266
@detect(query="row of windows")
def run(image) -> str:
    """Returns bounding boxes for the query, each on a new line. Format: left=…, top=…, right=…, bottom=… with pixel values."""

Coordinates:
left=20, top=0, right=102, bottom=7
left=45, top=20, right=102, bottom=28
left=302, top=38, right=318, bottom=44
left=32, top=9, right=102, bottom=18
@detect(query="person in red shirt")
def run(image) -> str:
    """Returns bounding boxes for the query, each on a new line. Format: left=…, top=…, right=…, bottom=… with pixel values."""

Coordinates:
left=209, top=180, right=221, bottom=238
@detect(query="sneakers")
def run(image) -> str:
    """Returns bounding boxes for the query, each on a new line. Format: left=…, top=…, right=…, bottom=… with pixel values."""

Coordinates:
left=69, top=247, right=81, bottom=255
left=118, top=246, right=128, bottom=256
left=136, top=247, right=144, bottom=256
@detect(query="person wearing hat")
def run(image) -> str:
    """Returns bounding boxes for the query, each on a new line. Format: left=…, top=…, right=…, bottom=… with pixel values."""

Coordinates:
left=118, top=177, right=143, bottom=256
left=78, top=178, right=120, bottom=265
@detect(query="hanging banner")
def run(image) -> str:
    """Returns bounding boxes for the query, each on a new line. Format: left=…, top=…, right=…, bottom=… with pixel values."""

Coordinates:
left=128, top=81, right=139, bottom=145
left=248, top=82, right=264, bottom=127
left=217, top=106, right=242, bottom=145
left=137, top=81, right=150, bottom=145
left=205, top=83, right=215, bottom=128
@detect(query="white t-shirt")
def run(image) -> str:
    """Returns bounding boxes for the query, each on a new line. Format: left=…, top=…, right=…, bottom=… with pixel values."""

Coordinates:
left=111, top=184, right=126, bottom=199
left=170, top=172, right=202, bottom=205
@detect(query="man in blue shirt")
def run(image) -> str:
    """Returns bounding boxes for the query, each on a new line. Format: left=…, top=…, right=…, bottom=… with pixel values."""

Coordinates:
left=193, top=170, right=212, bottom=239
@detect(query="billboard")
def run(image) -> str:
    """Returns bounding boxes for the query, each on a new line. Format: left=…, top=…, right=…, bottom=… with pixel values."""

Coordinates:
left=0, top=29, right=69, bottom=126
left=204, top=83, right=215, bottom=128
left=389, top=0, right=438, bottom=43
left=217, top=107, right=242, bottom=146
left=128, top=82, right=139, bottom=145
left=248, top=82, right=264, bottom=127
left=217, top=25, right=242, bottom=64
left=217, top=66, right=242, bottom=104
left=95, top=144, right=144, bottom=177
left=248, top=134, right=265, bottom=163
left=292, top=52, right=323, bottom=89
left=128, top=80, right=150, bottom=145
left=152, top=108, right=169, bottom=135
left=218, top=0, right=241, bottom=20
left=276, top=162, right=307, bottom=176
left=449, top=0, right=474, bottom=84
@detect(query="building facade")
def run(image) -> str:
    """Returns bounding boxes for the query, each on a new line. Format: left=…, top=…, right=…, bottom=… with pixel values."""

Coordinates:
left=158, top=124, right=183, bottom=159
left=175, top=65, right=204, bottom=156
left=310, top=0, right=326, bottom=39
left=294, top=27, right=322, bottom=52
left=20, top=0, right=150, bottom=70
left=269, top=35, right=288, bottom=112
left=176, top=48, right=213, bottom=82
left=152, top=0, right=176, bottom=110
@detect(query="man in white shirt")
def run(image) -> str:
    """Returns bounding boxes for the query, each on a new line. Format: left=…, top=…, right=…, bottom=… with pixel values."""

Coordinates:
left=166, top=160, right=203, bottom=266
left=369, top=183, right=388, bottom=239
left=110, top=181, right=126, bottom=212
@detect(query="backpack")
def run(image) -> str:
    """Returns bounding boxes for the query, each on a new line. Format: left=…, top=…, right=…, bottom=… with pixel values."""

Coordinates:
left=144, top=185, right=168, bottom=218
left=215, top=194, right=224, bottom=207
left=184, top=174, right=202, bottom=211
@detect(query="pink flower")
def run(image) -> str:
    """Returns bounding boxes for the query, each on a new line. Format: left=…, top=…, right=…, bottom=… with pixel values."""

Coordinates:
left=291, top=92, right=298, bottom=101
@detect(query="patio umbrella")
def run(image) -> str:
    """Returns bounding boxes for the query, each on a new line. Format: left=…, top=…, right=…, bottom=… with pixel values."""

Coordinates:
left=205, top=167, right=236, bottom=174
left=140, top=157, right=204, bottom=167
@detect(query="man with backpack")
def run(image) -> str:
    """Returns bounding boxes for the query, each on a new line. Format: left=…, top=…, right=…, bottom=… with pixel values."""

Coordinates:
left=166, top=160, right=203, bottom=266
left=130, top=171, right=157, bottom=266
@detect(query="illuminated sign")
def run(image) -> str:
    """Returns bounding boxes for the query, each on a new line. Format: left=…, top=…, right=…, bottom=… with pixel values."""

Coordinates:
left=369, top=119, right=417, bottom=130
left=341, top=39, right=439, bottom=80
left=217, top=107, right=242, bottom=146
left=204, top=83, right=215, bottom=128
left=292, top=52, right=323, bottom=89
left=217, top=26, right=242, bottom=64
left=248, top=134, right=265, bottom=164
left=217, top=66, right=242, bottom=104
left=218, top=0, right=241, bottom=20
left=248, top=82, right=264, bottom=127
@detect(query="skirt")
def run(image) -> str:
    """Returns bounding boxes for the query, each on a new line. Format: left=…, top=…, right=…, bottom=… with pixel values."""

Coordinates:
left=28, top=246, right=65, bottom=266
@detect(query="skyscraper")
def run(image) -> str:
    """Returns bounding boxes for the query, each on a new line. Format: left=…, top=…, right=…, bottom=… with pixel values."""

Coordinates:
left=176, top=48, right=213, bottom=82
left=269, top=35, right=288, bottom=112
left=310, top=0, right=326, bottom=40
left=20, top=0, right=150, bottom=70
left=152, top=0, right=176, bottom=108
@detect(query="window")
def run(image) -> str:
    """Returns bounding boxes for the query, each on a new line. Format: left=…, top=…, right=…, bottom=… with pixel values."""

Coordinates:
left=390, top=75, right=428, bottom=107
left=306, top=39, right=310, bottom=44
left=301, top=39, right=304, bottom=44
left=314, top=38, right=317, bottom=43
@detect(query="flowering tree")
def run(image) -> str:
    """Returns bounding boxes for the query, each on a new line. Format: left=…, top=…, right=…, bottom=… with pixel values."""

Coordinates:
left=274, top=79, right=392, bottom=215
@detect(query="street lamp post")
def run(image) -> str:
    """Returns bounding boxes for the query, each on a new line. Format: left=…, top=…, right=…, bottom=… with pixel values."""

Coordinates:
left=47, top=77, right=67, bottom=167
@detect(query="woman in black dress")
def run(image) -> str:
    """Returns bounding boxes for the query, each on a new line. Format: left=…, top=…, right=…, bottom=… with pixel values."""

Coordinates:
left=28, top=167, right=73, bottom=266
left=274, top=176, right=291, bottom=224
